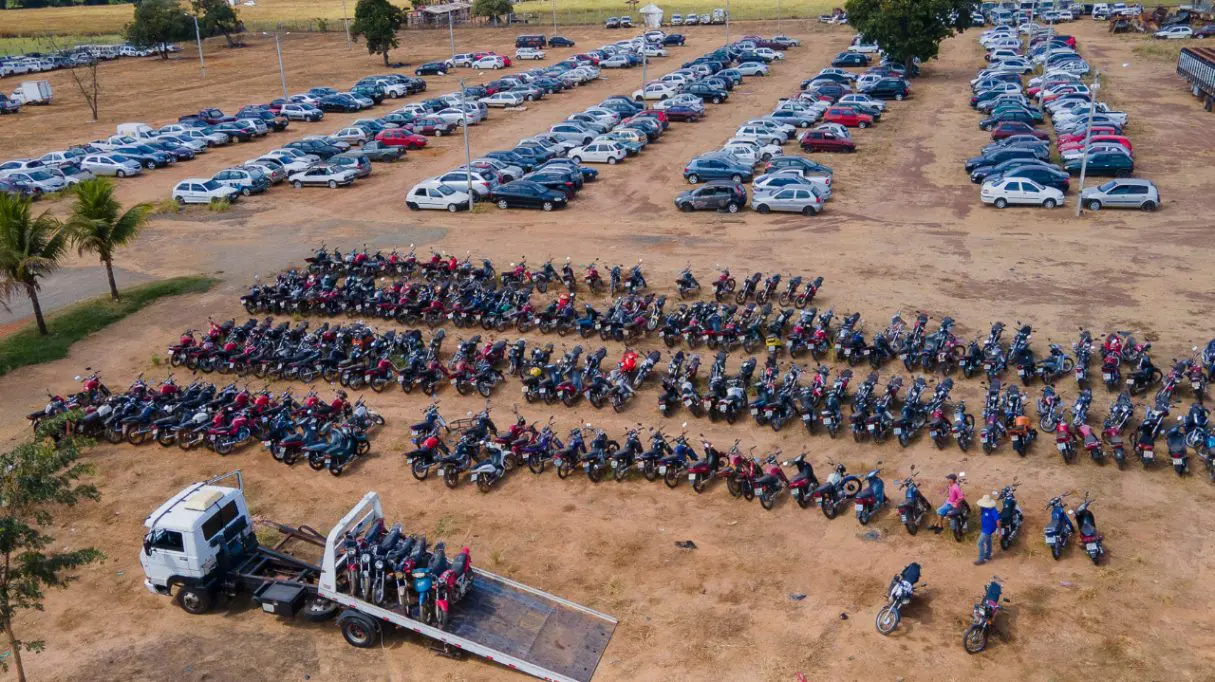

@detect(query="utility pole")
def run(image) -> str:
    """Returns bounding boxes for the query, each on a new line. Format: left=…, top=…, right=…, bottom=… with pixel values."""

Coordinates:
left=725, top=0, right=730, bottom=45
left=448, top=10, right=456, bottom=62
left=551, top=0, right=557, bottom=35
left=185, top=13, right=205, bottom=79
left=460, top=77, right=474, bottom=212
left=341, top=0, right=352, bottom=49
left=274, top=31, right=288, bottom=99
left=1074, top=74, right=1101, bottom=217
left=776, top=0, right=780, bottom=31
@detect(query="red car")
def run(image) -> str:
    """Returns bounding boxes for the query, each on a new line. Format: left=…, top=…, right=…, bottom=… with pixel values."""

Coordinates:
left=990, top=121, right=1050, bottom=140
left=800, top=129, right=856, bottom=153
left=1058, top=134, right=1132, bottom=154
left=821, top=106, right=874, bottom=128
left=1056, top=127, right=1120, bottom=145
left=376, top=129, right=428, bottom=149
left=407, top=117, right=457, bottom=136
left=638, top=109, right=670, bottom=126
left=570, top=52, right=600, bottom=65
left=475, top=51, right=511, bottom=67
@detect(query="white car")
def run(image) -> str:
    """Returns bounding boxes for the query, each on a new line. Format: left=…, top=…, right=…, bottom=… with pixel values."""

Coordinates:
left=515, top=47, right=546, bottom=60
left=837, top=93, right=886, bottom=111
left=480, top=92, right=526, bottom=108
left=981, top=178, right=1065, bottom=209
left=162, top=125, right=229, bottom=146
left=157, top=134, right=208, bottom=153
left=252, top=153, right=311, bottom=174
left=567, top=142, right=628, bottom=165
left=0, top=158, right=48, bottom=178
left=434, top=169, right=497, bottom=197
left=80, top=154, right=142, bottom=177
left=600, top=55, right=631, bottom=68
left=406, top=180, right=472, bottom=212
left=433, top=107, right=482, bottom=126
left=7, top=169, right=69, bottom=196
left=642, top=45, right=668, bottom=57
left=172, top=178, right=239, bottom=205
left=755, top=47, right=784, bottom=61
left=850, top=42, right=882, bottom=54
left=288, top=166, right=357, bottom=189
left=38, top=151, right=82, bottom=168
left=1154, top=26, right=1192, bottom=39
left=581, top=106, right=621, bottom=127
left=473, top=55, right=506, bottom=69
left=723, top=138, right=783, bottom=163
left=280, top=103, right=323, bottom=121
left=734, top=125, right=784, bottom=146
left=265, top=148, right=319, bottom=167
left=734, top=61, right=770, bottom=76
left=452, top=53, right=477, bottom=67
left=632, top=82, right=679, bottom=102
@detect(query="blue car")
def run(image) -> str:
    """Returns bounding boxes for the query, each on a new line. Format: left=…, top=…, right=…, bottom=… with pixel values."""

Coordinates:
left=683, top=155, right=753, bottom=184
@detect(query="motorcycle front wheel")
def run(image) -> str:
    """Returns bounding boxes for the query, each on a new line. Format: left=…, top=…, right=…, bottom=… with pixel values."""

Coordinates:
left=476, top=476, right=493, bottom=493
left=664, top=468, right=680, bottom=488
left=410, top=458, right=429, bottom=480
left=557, top=461, right=573, bottom=479
left=443, top=466, right=459, bottom=488
left=963, top=625, right=988, bottom=654
left=875, top=605, right=900, bottom=635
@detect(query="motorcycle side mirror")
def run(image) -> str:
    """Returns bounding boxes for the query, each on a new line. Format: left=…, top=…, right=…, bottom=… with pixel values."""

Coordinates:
left=74, top=376, right=82, bottom=382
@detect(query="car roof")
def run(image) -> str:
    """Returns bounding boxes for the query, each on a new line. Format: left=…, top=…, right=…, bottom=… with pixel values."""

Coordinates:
left=1106, top=178, right=1153, bottom=187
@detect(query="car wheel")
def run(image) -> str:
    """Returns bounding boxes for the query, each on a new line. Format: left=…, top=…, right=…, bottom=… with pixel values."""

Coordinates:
left=607, top=156, right=618, bottom=165
left=174, top=196, right=185, bottom=206
left=895, top=93, right=905, bottom=101
left=293, top=180, right=303, bottom=189
left=116, top=169, right=126, bottom=178
left=497, top=199, right=509, bottom=209
left=570, top=156, right=581, bottom=164
left=1141, top=200, right=1157, bottom=212
left=144, top=161, right=155, bottom=169
left=726, top=202, right=739, bottom=214
left=328, top=180, right=338, bottom=189
left=687, top=173, right=699, bottom=184
left=241, top=187, right=251, bottom=197
left=542, top=201, right=554, bottom=211
left=994, top=197, right=1008, bottom=209
left=802, top=205, right=818, bottom=216
left=730, top=174, right=742, bottom=183
left=1043, top=198, right=1057, bottom=209
left=435, top=129, right=444, bottom=136
left=447, top=203, right=459, bottom=212
left=756, top=204, right=771, bottom=214
left=713, top=97, right=722, bottom=104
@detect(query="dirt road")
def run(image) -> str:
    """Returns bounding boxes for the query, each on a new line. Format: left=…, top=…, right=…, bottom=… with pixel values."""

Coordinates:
left=2, top=20, right=1215, bottom=682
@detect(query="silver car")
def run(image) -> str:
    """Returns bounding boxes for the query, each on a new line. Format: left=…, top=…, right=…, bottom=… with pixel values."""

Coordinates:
left=8, top=168, right=69, bottom=196
left=1080, top=178, right=1160, bottom=212
left=80, top=153, right=143, bottom=177
left=750, top=185, right=825, bottom=216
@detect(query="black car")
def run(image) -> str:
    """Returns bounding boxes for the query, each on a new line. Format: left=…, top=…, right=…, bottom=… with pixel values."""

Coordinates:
left=485, top=150, right=534, bottom=172
left=319, top=95, right=360, bottom=113
left=674, top=181, right=748, bottom=213
left=549, top=36, right=576, bottom=47
left=115, top=145, right=173, bottom=169
left=969, top=158, right=1059, bottom=184
left=237, top=109, right=289, bottom=132
left=831, top=51, right=870, bottom=67
left=863, top=78, right=910, bottom=100
left=764, top=156, right=832, bottom=177
left=285, top=139, right=343, bottom=160
left=400, top=76, right=427, bottom=94
left=523, top=170, right=579, bottom=198
left=490, top=180, right=568, bottom=211
left=681, top=82, right=729, bottom=104
left=663, top=34, right=687, bottom=46
left=144, top=140, right=195, bottom=161
left=964, top=147, right=1043, bottom=173
left=1063, top=152, right=1134, bottom=178
left=415, top=61, right=450, bottom=76
left=987, top=165, right=1071, bottom=192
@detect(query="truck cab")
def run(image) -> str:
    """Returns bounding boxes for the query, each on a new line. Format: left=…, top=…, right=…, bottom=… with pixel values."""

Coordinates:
left=140, top=472, right=254, bottom=610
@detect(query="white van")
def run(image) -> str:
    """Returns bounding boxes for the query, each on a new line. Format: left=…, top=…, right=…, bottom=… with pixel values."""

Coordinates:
left=117, top=122, right=157, bottom=140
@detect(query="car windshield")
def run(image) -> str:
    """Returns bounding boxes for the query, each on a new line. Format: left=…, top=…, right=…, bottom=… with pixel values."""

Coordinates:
left=202, top=180, right=223, bottom=190
left=27, top=170, right=54, bottom=181
left=1097, top=180, right=1119, bottom=192
left=434, top=184, right=456, bottom=196
left=110, top=154, right=132, bottom=163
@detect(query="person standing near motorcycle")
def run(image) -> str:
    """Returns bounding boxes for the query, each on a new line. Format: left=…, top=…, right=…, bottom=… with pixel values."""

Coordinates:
left=932, top=473, right=965, bottom=534
left=975, top=494, right=999, bottom=565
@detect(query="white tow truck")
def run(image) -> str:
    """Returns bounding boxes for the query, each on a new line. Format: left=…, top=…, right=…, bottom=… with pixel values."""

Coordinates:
left=141, top=472, right=617, bottom=682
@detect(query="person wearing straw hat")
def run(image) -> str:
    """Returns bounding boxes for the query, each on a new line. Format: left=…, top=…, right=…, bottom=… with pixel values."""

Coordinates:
left=975, top=493, right=1000, bottom=565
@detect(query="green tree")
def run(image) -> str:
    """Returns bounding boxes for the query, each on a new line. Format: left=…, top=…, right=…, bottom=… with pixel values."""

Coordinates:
left=192, top=0, right=244, bottom=47
left=64, top=178, right=151, bottom=301
left=125, top=0, right=195, bottom=59
left=471, top=0, right=512, bottom=24
left=0, top=417, right=103, bottom=682
left=844, top=0, right=973, bottom=70
left=0, top=194, right=67, bottom=337
left=350, top=0, right=404, bottom=66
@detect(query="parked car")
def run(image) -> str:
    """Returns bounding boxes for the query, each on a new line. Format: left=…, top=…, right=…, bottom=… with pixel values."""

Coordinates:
left=751, top=185, right=825, bottom=216
left=333, top=127, right=371, bottom=146
left=288, top=165, right=356, bottom=189
left=549, top=36, right=575, bottom=47
left=1154, top=26, right=1193, bottom=39
left=172, top=178, right=239, bottom=205
left=435, top=169, right=498, bottom=198
left=241, top=159, right=287, bottom=184
left=674, top=181, right=748, bottom=213
left=473, top=55, right=507, bottom=70
left=822, top=106, right=875, bottom=128
left=6, top=168, right=69, bottom=197
left=985, top=164, right=1071, bottom=192
left=799, top=129, right=856, bottom=153
left=832, top=52, right=870, bottom=67
left=406, top=180, right=472, bottom=212
left=734, top=61, right=770, bottom=77
left=331, top=152, right=373, bottom=179
left=683, top=156, right=753, bottom=184
left=1079, top=178, right=1160, bottom=211
left=980, top=177, right=1065, bottom=208
left=567, top=141, right=628, bottom=164
left=285, top=139, right=343, bottom=160
left=480, top=92, right=526, bottom=108
left=79, top=154, right=142, bottom=177
left=861, top=78, right=910, bottom=100
left=763, top=156, right=832, bottom=177
left=1063, top=151, right=1134, bottom=177
left=516, top=47, right=546, bottom=60
left=490, top=180, right=568, bottom=210
left=279, top=103, right=323, bottom=121
left=416, top=61, right=450, bottom=76
left=210, top=167, right=270, bottom=196
left=409, top=116, right=457, bottom=136
left=57, top=165, right=95, bottom=185
left=353, top=140, right=406, bottom=162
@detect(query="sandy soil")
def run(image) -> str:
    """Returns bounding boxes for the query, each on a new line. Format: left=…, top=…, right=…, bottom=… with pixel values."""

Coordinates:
left=3, top=20, right=1215, bottom=682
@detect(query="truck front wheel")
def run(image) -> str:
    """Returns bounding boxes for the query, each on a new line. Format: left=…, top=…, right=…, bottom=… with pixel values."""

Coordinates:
left=339, top=611, right=380, bottom=648
left=177, top=586, right=213, bottom=615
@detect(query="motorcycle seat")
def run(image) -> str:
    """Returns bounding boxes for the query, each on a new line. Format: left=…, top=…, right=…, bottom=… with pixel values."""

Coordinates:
left=812, top=481, right=834, bottom=496
left=1080, top=522, right=1098, bottom=538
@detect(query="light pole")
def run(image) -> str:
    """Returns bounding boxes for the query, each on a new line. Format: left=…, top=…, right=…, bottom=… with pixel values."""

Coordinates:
left=448, top=10, right=456, bottom=62
left=341, top=0, right=352, bottom=49
left=1073, top=74, right=1101, bottom=217
left=776, top=0, right=780, bottom=31
left=187, top=13, right=205, bottom=79
left=551, top=0, right=557, bottom=35
left=459, top=77, right=473, bottom=212
left=724, top=0, right=730, bottom=45
left=273, top=32, right=288, bottom=99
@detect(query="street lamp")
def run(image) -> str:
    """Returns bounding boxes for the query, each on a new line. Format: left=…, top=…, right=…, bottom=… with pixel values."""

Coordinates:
left=341, top=0, right=352, bottom=49
left=459, top=77, right=474, bottom=212
left=551, top=0, right=557, bottom=36
left=262, top=31, right=289, bottom=99
left=1074, top=73, right=1101, bottom=217
left=186, top=13, right=205, bottom=79
left=724, top=0, right=730, bottom=45
left=448, top=9, right=456, bottom=63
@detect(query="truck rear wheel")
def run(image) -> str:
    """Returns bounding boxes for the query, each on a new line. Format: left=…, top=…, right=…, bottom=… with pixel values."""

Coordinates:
left=177, top=586, right=213, bottom=615
left=339, top=611, right=380, bottom=648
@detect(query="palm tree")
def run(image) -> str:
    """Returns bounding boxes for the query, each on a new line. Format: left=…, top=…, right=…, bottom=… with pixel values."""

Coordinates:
left=0, top=193, right=67, bottom=336
left=64, top=177, right=150, bottom=301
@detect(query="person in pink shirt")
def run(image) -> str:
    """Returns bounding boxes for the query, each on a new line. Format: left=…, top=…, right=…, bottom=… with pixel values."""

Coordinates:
left=931, top=473, right=968, bottom=534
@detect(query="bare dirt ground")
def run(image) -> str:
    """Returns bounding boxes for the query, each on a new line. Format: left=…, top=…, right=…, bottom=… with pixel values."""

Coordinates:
left=3, top=19, right=1215, bottom=682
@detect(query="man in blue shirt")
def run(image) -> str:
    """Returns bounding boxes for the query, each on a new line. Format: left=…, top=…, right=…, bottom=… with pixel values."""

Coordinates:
left=976, top=494, right=1000, bottom=565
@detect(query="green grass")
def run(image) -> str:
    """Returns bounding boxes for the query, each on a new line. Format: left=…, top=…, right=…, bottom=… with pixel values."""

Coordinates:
left=0, top=275, right=216, bottom=376
left=1131, top=40, right=1186, bottom=61
left=0, top=34, right=122, bottom=56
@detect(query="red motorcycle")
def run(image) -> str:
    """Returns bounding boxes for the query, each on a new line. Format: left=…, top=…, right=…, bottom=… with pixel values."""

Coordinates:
left=1102, top=425, right=1127, bottom=467
left=1055, top=422, right=1076, bottom=463
left=74, top=369, right=111, bottom=405
left=686, top=438, right=732, bottom=493
left=726, top=447, right=761, bottom=500
left=583, top=262, right=604, bottom=293
left=1077, top=423, right=1104, bottom=462
left=712, top=268, right=737, bottom=301
left=207, top=410, right=254, bottom=455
